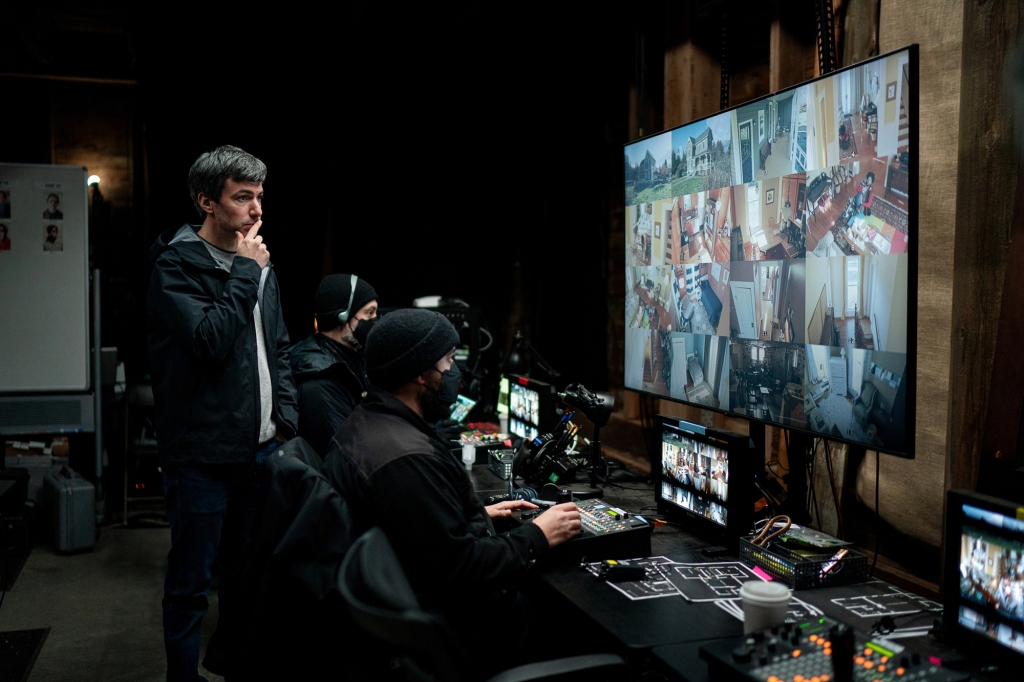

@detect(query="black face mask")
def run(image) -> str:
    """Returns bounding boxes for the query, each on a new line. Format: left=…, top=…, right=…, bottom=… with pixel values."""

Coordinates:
left=351, top=317, right=377, bottom=349
left=420, top=365, right=461, bottom=422
left=435, top=365, right=462, bottom=404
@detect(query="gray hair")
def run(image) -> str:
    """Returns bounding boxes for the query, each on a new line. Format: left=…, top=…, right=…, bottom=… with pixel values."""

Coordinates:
left=187, top=145, right=267, bottom=217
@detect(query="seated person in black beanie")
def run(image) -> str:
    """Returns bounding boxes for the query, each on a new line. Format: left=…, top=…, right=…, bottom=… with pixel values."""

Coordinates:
left=289, top=274, right=377, bottom=457
left=325, top=309, right=582, bottom=672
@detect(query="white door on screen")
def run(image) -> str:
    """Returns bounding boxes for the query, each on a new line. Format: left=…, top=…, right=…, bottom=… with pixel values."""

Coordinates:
left=732, top=280, right=757, bottom=339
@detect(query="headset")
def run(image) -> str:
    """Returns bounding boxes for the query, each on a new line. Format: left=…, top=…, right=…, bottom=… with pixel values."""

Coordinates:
left=335, top=274, right=359, bottom=326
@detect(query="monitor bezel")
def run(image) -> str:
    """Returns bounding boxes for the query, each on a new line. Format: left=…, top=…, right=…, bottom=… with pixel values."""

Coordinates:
left=655, top=415, right=752, bottom=547
left=622, top=45, right=919, bottom=459
left=943, top=489, right=1024, bottom=669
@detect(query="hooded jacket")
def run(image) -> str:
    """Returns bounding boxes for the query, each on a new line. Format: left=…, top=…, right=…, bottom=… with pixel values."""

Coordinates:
left=289, top=333, right=368, bottom=457
left=147, top=225, right=299, bottom=467
left=324, top=388, right=548, bottom=641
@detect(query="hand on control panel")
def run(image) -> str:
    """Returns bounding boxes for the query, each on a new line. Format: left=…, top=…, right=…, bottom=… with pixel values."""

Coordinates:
left=533, top=502, right=582, bottom=548
left=485, top=500, right=538, bottom=519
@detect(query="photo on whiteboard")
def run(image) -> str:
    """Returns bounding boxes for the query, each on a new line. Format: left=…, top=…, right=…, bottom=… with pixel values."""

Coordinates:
left=0, top=223, right=10, bottom=250
left=43, top=223, right=62, bottom=252
left=43, top=191, right=63, bottom=220
left=0, top=189, right=10, bottom=218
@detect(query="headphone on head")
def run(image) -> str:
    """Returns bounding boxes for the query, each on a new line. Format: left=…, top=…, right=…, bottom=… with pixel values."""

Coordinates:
left=336, top=274, right=358, bottom=326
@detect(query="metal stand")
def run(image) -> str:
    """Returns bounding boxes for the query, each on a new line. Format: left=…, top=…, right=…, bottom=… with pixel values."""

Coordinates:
left=586, top=425, right=606, bottom=498
left=92, top=268, right=105, bottom=523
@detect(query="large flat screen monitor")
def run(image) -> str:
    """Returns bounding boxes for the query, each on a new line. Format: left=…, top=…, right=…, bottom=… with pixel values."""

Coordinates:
left=623, top=47, right=917, bottom=457
left=656, top=415, right=751, bottom=545
left=944, top=490, right=1024, bottom=668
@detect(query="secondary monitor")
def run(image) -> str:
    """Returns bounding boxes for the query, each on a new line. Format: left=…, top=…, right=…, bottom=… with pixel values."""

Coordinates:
left=504, top=373, right=556, bottom=441
left=656, top=415, right=751, bottom=545
left=944, top=490, right=1024, bottom=667
left=623, top=47, right=917, bottom=457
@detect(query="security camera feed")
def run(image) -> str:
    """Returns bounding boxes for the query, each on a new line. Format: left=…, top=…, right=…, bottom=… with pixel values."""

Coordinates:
left=509, top=382, right=542, bottom=440
left=957, top=504, right=1024, bottom=655
left=660, top=428, right=728, bottom=527
left=510, top=383, right=540, bottom=426
left=510, top=419, right=539, bottom=441
left=624, top=49, right=914, bottom=455
left=450, top=395, right=477, bottom=423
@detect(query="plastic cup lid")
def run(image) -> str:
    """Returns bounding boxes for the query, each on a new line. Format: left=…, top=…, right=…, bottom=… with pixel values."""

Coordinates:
left=740, top=580, right=792, bottom=604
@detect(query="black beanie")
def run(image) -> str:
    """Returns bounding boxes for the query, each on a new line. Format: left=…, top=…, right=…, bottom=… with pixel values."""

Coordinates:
left=365, top=309, right=460, bottom=391
left=315, top=274, right=378, bottom=331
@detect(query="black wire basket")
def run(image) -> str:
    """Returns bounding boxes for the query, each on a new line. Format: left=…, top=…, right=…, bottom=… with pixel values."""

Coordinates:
left=739, top=536, right=868, bottom=589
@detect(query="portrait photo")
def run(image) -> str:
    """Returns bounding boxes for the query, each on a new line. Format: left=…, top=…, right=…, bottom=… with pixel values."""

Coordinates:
left=43, top=223, right=62, bottom=251
left=0, top=189, right=10, bottom=219
left=0, top=223, right=10, bottom=251
left=43, top=191, right=63, bottom=220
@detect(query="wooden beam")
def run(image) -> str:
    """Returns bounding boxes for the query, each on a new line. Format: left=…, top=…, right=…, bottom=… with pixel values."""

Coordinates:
left=664, top=2, right=720, bottom=128
left=770, top=0, right=816, bottom=92
left=851, top=0, right=964, bottom=550
left=842, top=0, right=880, bottom=66
left=950, top=1, right=1023, bottom=492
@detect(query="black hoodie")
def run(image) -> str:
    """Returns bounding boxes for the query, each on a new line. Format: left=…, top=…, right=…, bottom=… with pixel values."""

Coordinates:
left=288, top=333, right=368, bottom=457
left=147, top=225, right=299, bottom=467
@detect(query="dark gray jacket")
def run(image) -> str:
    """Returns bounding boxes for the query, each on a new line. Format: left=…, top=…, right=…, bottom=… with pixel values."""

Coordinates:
left=324, top=388, right=548, bottom=635
left=289, top=333, right=368, bottom=457
left=147, top=225, right=299, bottom=467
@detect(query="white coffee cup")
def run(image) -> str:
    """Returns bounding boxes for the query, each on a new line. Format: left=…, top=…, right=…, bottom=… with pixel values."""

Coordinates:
left=739, top=581, right=792, bottom=634
left=462, top=443, right=476, bottom=471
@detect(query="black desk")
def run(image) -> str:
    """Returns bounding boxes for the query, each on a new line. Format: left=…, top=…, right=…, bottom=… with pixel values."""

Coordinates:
left=535, top=539, right=745, bottom=650
left=469, top=465, right=939, bottom=680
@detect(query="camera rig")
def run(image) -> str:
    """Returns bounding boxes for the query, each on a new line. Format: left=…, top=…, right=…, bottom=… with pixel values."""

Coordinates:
left=510, top=383, right=615, bottom=487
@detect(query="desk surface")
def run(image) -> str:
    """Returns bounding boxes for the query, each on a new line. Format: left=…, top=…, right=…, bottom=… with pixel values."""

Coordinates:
left=469, top=465, right=940, bottom=678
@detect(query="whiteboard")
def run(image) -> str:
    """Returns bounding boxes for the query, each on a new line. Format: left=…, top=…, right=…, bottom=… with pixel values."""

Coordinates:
left=0, top=164, right=90, bottom=392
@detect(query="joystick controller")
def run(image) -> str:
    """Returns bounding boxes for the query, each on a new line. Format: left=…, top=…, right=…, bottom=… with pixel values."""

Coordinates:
left=829, top=623, right=855, bottom=682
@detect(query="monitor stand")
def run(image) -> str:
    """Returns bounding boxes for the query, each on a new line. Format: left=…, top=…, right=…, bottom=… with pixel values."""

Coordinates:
left=751, top=422, right=812, bottom=526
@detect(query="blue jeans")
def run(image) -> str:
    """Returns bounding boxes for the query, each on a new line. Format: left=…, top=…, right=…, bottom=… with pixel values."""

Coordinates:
left=162, top=440, right=280, bottom=682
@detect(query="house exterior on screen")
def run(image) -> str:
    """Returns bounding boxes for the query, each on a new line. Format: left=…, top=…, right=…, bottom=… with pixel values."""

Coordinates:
left=686, top=127, right=714, bottom=177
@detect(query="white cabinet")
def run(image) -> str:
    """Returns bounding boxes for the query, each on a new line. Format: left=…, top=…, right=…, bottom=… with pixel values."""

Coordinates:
left=829, top=355, right=847, bottom=397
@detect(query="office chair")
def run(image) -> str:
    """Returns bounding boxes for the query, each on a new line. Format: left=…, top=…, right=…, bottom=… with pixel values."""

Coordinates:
left=339, top=527, right=627, bottom=682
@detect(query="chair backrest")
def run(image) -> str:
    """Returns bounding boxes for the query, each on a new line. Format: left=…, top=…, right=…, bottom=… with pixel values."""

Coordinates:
left=339, top=527, right=467, bottom=682
left=861, top=381, right=877, bottom=406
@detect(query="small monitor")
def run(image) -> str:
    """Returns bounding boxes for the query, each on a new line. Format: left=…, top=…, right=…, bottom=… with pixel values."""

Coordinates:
left=497, top=376, right=510, bottom=415
left=944, top=490, right=1024, bottom=667
left=504, top=373, right=556, bottom=440
left=655, top=415, right=751, bottom=545
left=449, top=395, right=477, bottom=423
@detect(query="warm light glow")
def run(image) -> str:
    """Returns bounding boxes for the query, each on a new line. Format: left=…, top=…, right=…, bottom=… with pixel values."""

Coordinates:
left=88, top=175, right=101, bottom=186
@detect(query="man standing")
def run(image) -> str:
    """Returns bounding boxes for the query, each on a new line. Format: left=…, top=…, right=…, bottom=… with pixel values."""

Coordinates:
left=148, top=145, right=298, bottom=681
left=325, top=309, right=581, bottom=673
left=289, top=274, right=377, bottom=456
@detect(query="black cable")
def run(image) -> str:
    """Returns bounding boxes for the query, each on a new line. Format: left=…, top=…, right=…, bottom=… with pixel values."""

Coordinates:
left=808, top=443, right=822, bottom=530
left=871, top=452, right=881, bottom=577
left=823, top=439, right=845, bottom=539
left=871, top=609, right=941, bottom=635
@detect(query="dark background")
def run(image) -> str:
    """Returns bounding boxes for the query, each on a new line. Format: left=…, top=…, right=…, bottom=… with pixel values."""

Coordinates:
left=2, top=2, right=644, bottom=392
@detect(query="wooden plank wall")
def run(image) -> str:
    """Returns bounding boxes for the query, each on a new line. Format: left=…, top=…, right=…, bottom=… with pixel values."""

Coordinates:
left=615, top=0, right=1022, bottom=558
left=853, top=0, right=962, bottom=549
left=946, top=2, right=1023, bottom=491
